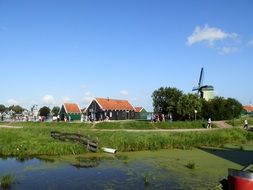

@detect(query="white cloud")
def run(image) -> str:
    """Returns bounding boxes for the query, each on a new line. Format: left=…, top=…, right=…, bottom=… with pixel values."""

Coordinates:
left=219, top=46, right=238, bottom=54
left=61, top=97, right=71, bottom=103
left=187, top=24, right=237, bottom=46
left=131, top=97, right=138, bottom=102
left=7, top=99, right=19, bottom=106
left=120, top=90, right=129, bottom=96
left=84, top=91, right=92, bottom=96
left=83, top=91, right=94, bottom=104
left=42, top=95, right=55, bottom=105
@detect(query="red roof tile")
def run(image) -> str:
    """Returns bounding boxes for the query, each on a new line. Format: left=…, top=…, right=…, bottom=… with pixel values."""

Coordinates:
left=95, top=98, right=135, bottom=111
left=64, top=103, right=81, bottom=113
left=135, top=107, right=143, bottom=113
left=243, top=105, right=253, bottom=112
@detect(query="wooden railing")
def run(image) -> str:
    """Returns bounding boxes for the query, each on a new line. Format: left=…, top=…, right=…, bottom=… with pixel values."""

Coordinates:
left=51, top=131, right=98, bottom=152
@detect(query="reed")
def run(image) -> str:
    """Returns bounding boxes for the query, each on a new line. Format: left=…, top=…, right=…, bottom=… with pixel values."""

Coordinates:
left=1, top=174, right=13, bottom=189
left=0, top=123, right=252, bottom=156
left=185, top=162, right=195, bottom=169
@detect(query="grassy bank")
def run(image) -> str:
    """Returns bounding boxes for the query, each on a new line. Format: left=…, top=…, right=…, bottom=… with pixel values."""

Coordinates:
left=226, top=117, right=253, bottom=127
left=0, top=122, right=253, bottom=156
left=0, top=120, right=214, bottom=129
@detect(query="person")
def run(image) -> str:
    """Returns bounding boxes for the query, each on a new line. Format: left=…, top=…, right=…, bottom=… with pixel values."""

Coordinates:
left=64, top=116, right=67, bottom=122
left=207, top=118, right=211, bottom=128
left=244, top=119, right=248, bottom=129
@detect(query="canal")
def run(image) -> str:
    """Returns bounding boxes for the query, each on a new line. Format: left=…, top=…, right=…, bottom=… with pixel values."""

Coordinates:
left=1, top=144, right=253, bottom=190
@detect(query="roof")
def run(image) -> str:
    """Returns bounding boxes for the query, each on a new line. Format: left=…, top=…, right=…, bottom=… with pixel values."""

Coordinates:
left=64, top=103, right=81, bottom=113
left=135, top=107, right=143, bottom=113
left=95, top=98, right=135, bottom=111
left=243, top=105, right=253, bottom=112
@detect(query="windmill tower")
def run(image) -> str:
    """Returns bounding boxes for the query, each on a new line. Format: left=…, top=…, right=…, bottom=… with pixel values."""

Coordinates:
left=192, top=68, right=215, bottom=101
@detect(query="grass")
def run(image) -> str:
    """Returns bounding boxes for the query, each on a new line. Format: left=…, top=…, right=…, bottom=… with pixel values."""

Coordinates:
left=1, top=174, right=13, bottom=189
left=1, top=120, right=253, bottom=156
left=226, top=117, right=253, bottom=127
left=0, top=120, right=213, bottom=129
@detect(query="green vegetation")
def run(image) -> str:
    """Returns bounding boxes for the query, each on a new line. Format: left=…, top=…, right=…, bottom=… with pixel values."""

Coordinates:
left=153, top=120, right=211, bottom=129
left=152, top=86, right=242, bottom=120
left=95, top=120, right=211, bottom=129
left=95, top=121, right=155, bottom=129
left=0, top=121, right=253, bottom=156
left=226, top=117, right=253, bottom=127
left=185, top=161, right=196, bottom=169
left=39, top=106, right=51, bottom=117
left=1, top=174, right=13, bottom=189
left=0, top=120, right=213, bottom=129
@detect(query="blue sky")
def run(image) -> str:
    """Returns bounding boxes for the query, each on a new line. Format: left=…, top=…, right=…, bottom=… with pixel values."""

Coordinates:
left=0, top=0, right=253, bottom=111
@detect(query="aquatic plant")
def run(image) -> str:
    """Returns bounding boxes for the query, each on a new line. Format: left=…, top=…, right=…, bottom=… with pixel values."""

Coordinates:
left=1, top=174, right=13, bottom=189
left=239, top=145, right=245, bottom=151
left=185, top=162, right=195, bottom=169
left=143, top=173, right=151, bottom=187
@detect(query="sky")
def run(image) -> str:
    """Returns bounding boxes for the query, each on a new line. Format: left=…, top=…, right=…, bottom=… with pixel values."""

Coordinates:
left=0, top=0, right=253, bottom=111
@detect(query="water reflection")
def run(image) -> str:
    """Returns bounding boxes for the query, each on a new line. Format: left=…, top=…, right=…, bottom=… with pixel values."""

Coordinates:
left=0, top=154, right=179, bottom=190
left=71, top=157, right=100, bottom=168
left=1, top=147, right=249, bottom=190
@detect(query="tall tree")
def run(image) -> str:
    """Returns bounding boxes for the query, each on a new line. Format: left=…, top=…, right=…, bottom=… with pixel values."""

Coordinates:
left=177, top=94, right=202, bottom=120
left=224, top=98, right=242, bottom=119
left=152, top=87, right=183, bottom=119
left=51, top=106, right=60, bottom=116
left=202, top=97, right=242, bottom=120
left=0, top=104, right=6, bottom=113
left=39, top=106, right=51, bottom=118
left=8, top=105, right=24, bottom=114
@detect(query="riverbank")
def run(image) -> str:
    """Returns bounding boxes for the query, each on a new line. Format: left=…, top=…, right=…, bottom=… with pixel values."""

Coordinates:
left=0, top=121, right=252, bottom=156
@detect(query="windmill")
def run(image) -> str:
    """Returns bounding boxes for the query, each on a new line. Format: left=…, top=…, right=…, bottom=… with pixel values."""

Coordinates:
left=193, top=67, right=214, bottom=100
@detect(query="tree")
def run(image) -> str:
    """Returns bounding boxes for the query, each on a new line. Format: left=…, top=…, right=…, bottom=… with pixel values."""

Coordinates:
left=152, top=87, right=183, bottom=119
left=39, top=106, right=51, bottom=118
left=0, top=104, right=6, bottom=113
left=51, top=106, right=60, bottom=116
left=224, top=98, right=242, bottom=119
left=201, top=97, right=242, bottom=120
left=177, top=94, right=202, bottom=120
left=8, top=105, right=24, bottom=114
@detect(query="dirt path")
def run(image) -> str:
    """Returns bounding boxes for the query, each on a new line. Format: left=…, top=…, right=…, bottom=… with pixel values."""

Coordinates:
left=0, top=125, right=23, bottom=129
left=90, top=128, right=222, bottom=132
left=213, top=121, right=233, bottom=128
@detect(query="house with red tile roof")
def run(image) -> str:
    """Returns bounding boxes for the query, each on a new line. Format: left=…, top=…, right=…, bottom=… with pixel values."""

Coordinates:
left=59, top=103, right=81, bottom=121
left=86, top=98, right=135, bottom=120
left=134, top=107, right=148, bottom=120
left=242, top=105, right=253, bottom=116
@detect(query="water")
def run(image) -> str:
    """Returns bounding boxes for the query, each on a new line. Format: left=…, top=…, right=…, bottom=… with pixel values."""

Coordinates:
left=1, top=147, right=251, bottom=190
left=0, top=157, right=179, bottom=190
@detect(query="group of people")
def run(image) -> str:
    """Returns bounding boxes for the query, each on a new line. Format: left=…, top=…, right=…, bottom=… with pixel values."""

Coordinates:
left=152, top=113, right=172, bottom=122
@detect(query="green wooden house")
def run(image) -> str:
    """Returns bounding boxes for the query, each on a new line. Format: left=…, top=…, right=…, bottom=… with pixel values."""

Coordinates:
left=135, top=107, right=148, bottom=120
left=59, top=103, right=81, bottom=121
